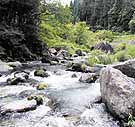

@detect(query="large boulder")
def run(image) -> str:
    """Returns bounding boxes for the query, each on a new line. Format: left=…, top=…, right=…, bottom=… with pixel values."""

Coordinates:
left=100, top=67, right=135, bottom=121
left=112, top=59, right=135, bottom=79
left=94, top=42, right=114, bottom=53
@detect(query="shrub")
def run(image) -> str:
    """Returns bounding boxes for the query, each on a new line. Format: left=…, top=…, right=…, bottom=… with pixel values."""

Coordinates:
left=114, top=51, right=131, bottom=62
left=114, top=42, right=127, bottom=52
left=97, top=55, right=114, bottom=65
left=96, top=30, right=115, bottom=42
left=126, top=45, right=135, bottom=58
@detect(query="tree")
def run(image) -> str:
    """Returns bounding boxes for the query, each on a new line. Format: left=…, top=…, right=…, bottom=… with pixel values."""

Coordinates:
left=0, top=0, right=49, bottom=61
left=129, top=17, right=135, bottom=34
left=72, top=0, right=80, bottom=24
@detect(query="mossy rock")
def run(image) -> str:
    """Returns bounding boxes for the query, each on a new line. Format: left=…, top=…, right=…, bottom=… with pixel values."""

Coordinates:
left=34, top=69, right=50, bottom=77
left=81, top=64, right=87, bottom=71
left=27, top=95, right=44, bottom=105
left=72, top=63, right=87, bottom=72
left=27, top=95, right=34, bottom=101
left=34, top=95, right=44, bottom=105
left=36, top=82, right=47, bottom=90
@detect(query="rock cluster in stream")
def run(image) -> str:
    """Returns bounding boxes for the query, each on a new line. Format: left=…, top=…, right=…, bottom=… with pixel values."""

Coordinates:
left=0, top=64, right=50, bottom=116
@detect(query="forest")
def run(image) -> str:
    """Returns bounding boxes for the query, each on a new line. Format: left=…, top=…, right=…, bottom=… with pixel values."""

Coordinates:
left=0, top=0, right=135, bottom=127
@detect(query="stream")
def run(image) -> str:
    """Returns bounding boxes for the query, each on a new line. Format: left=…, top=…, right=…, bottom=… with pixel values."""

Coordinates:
left=0, top=59, right=120, bottom=127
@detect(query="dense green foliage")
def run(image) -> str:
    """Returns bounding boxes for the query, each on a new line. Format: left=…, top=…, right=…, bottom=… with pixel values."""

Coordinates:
left=0, top=0, right=49, bottom=62
left=39, top=1, right=135, bottom=66
left=78, top=0, right=135, bottom=32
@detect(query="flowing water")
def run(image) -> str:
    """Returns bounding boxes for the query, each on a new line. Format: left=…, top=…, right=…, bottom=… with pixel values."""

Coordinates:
left=0, top=61, right=120, bottom=127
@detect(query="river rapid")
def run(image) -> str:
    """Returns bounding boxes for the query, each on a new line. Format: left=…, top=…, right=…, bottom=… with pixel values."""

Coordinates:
left=0, top=60, right=120, bottom=127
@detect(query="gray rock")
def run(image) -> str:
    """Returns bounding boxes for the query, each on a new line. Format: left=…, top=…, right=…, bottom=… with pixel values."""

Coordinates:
left=112, top=59, right=135, bottom=79
left=0, top=99, right=37, bottom=115
left=79, top=73, right=98, bottom=83
left=49, top=48, right=57, bottom=55
left=94, top=42, right=114, bottom=53
left=100, top=67, right=135, bottom=120
left=7, top=77, right=26, bottom=85
left=14, top=71, right=29, bottom=80
left=71, top=73, right=78, bottom=78
left=56, top=49, right=69, bottom=58
left=75, top=49, right=83, bottom=56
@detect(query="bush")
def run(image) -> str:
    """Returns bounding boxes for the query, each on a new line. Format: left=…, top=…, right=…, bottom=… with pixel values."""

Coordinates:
left=126, top=45, right=135, bottom=58
left=97, top=55, right=114, bottom=65
left=96, top=30, right=115, bottom=42
left=114, top=51, right=131, bottom=62
left=114, top=42, right=127, bottom=52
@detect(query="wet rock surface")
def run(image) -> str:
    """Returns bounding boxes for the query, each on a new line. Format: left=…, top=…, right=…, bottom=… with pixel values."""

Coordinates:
left=79, top=73, right=98, bottom=83
left=0, top=59, right=120, bottom=127
left=0, top=99, right=37, bottom=115
left=100, top=67, right=135, bottom=121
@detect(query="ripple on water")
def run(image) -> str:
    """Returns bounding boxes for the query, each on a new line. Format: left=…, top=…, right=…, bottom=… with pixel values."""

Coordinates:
left=0, top=65, right=120, bottom=127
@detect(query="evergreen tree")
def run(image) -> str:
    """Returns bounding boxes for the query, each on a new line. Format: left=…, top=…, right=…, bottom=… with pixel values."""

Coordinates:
left=0, top=0, right=48, bottom=61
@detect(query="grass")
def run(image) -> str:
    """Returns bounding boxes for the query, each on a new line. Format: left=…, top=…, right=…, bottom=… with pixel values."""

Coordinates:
left=40, top=20, right=135, bottom=65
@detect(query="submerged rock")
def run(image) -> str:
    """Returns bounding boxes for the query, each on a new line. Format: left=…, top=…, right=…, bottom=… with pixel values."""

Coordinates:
left=100, top=67, right=135, bottom=121
left=79, top=73, right=98, bottom=83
